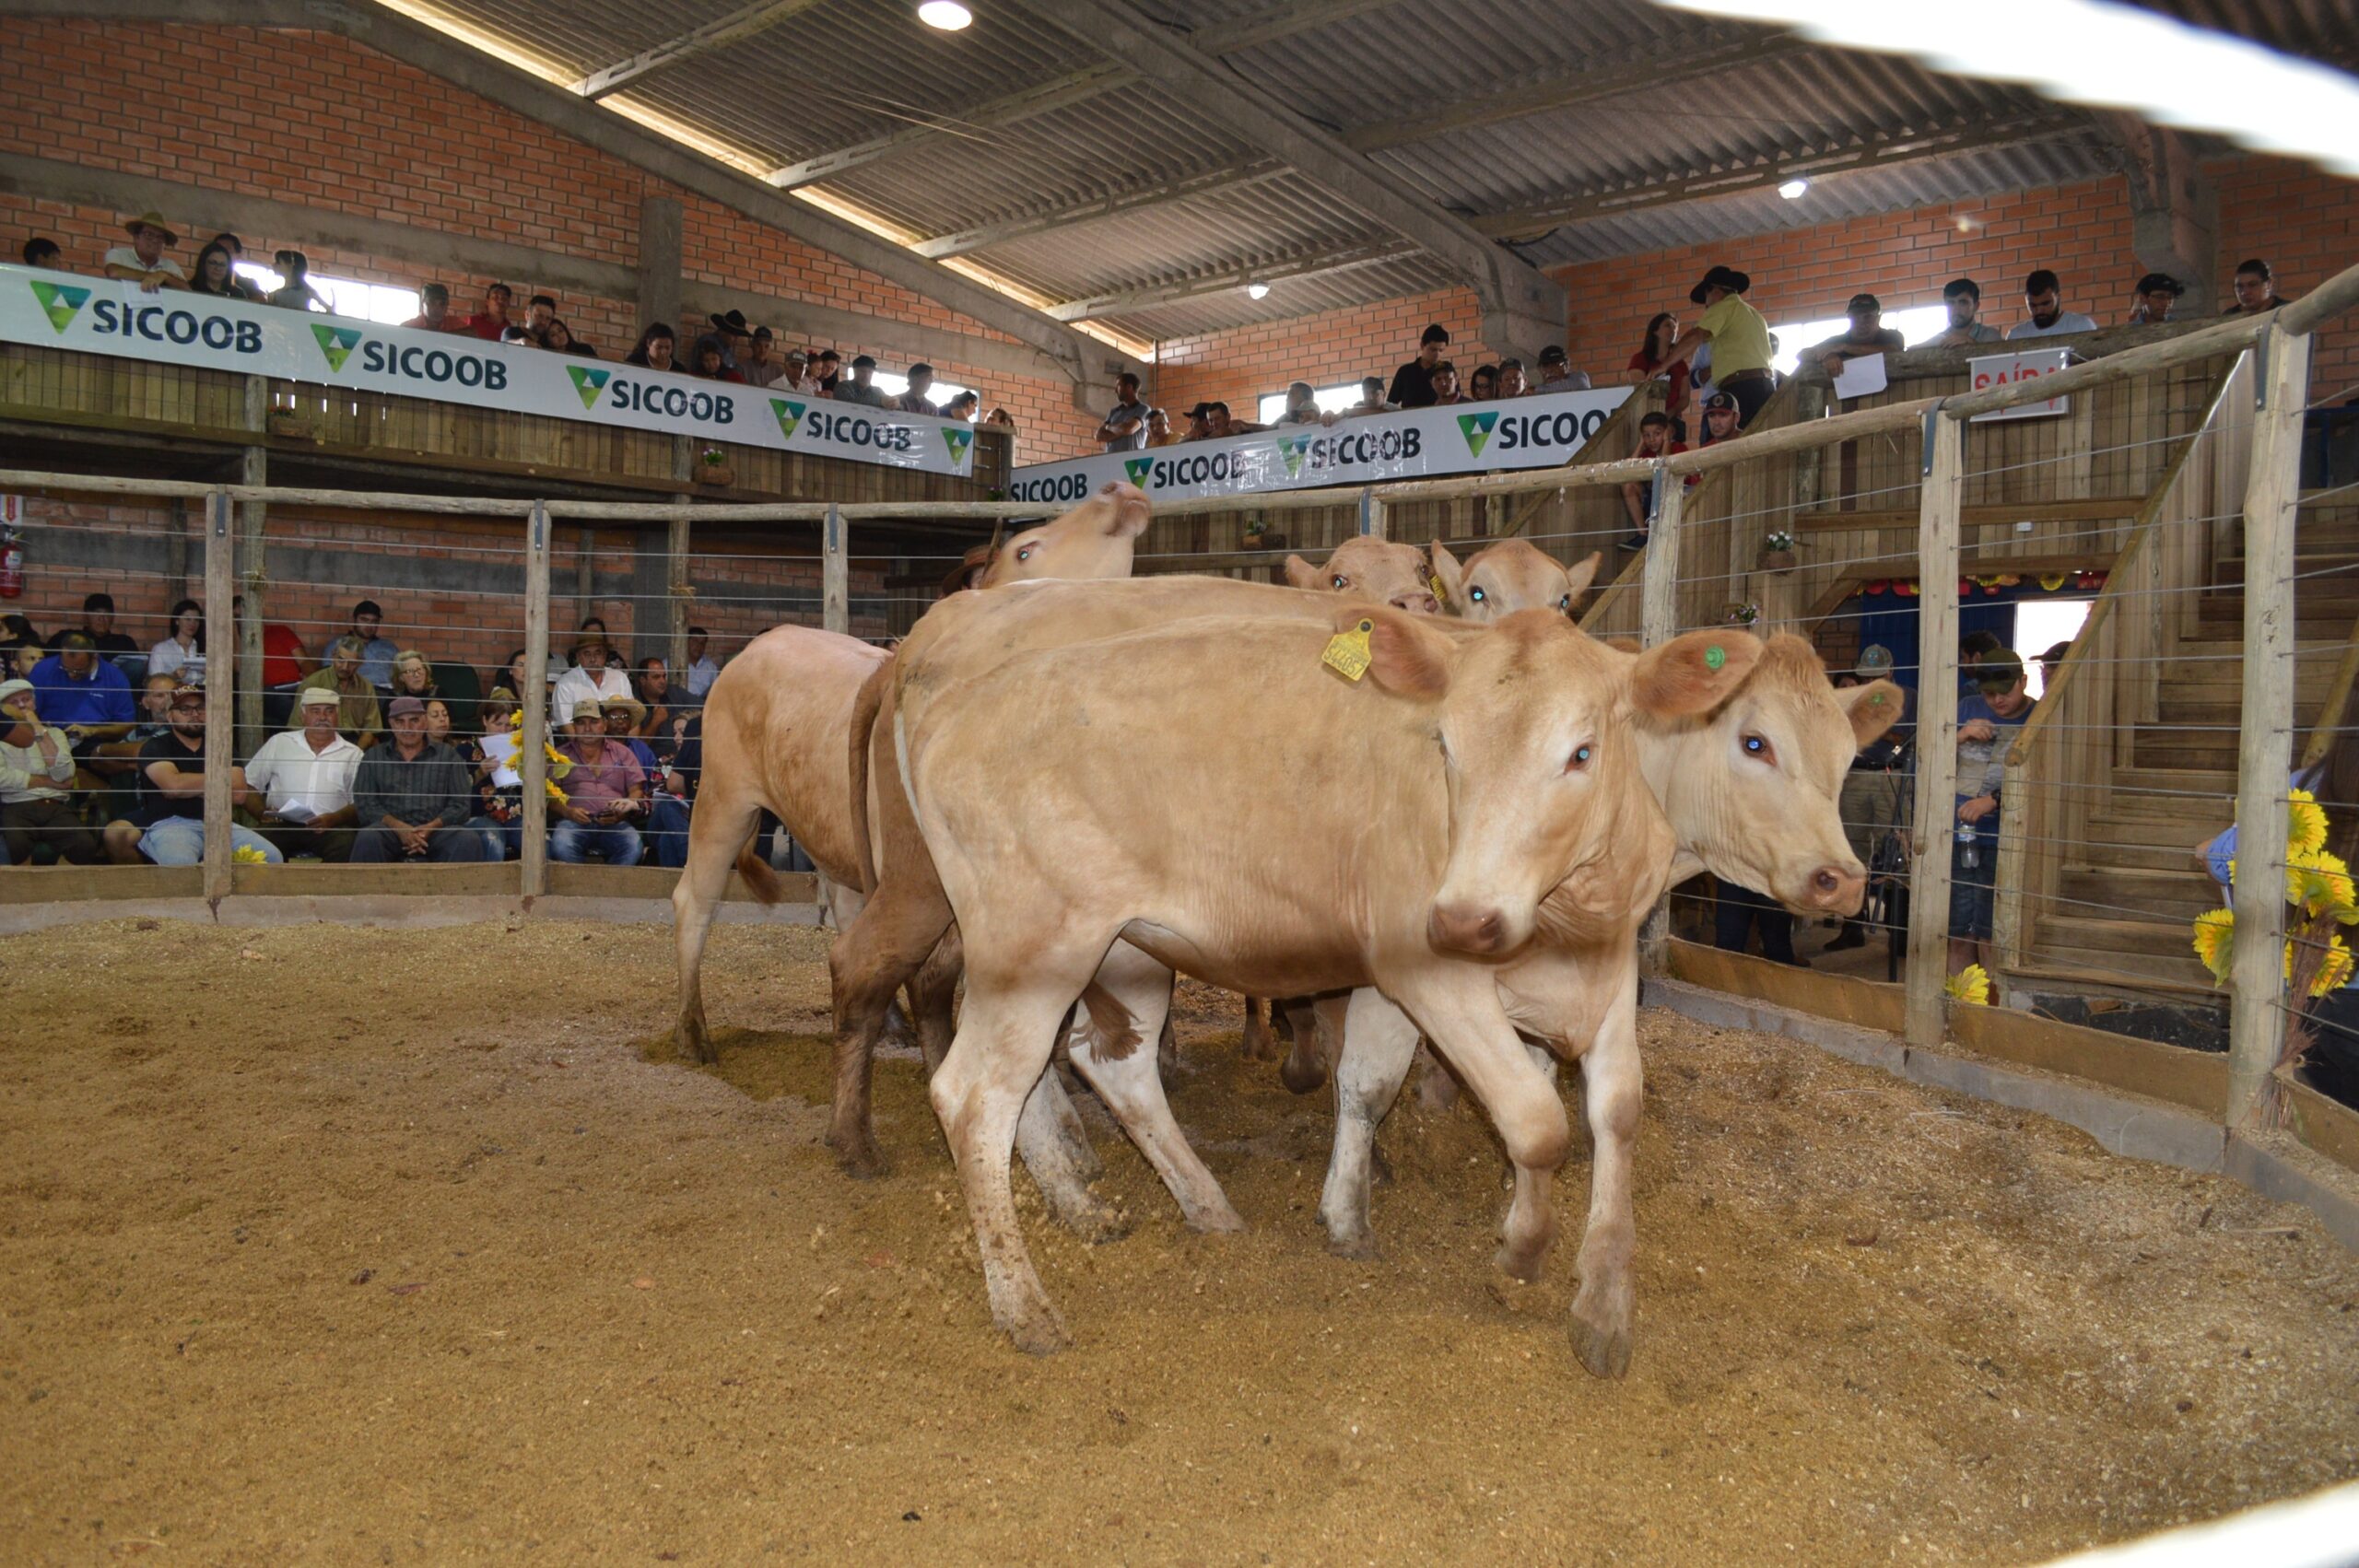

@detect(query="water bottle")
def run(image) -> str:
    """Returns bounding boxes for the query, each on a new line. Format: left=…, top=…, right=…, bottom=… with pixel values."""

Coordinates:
left=1955, top=819, right=1980, bottom=871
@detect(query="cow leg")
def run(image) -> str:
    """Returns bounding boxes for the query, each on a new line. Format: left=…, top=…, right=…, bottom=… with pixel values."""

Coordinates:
left=909, top=922, right=962, bottom=1073
left=1240, top=995, right=1275, bottom=1062
left=1317, top=988, right=1419, bottom=1259
left=1064, top=944, right=1243, bottom=1235
left=1012, top=1061, right=1119, bottom=1239
left=1414, top=1042, right=1462, bottom=1111
left=1567, top=966, right=1642, bottom=1380
left=825, top=873, right=951, bottom=1177
left=671, top=785, right=762, bottom=1067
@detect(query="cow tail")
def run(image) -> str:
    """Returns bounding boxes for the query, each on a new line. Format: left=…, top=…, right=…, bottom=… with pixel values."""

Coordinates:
left=734, top=845, right=785, bottom=906
left=845, top=655, right=894, bottom=893
left=1076, top=981, right=1143, bottom=1061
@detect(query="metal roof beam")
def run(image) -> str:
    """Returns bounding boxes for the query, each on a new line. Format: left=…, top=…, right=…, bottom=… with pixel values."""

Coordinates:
left=1047, top=242, right=1417, bottom=322
left=913, top=160, right=1288, bottom=259
left=570, top=0, right=832, bottom=100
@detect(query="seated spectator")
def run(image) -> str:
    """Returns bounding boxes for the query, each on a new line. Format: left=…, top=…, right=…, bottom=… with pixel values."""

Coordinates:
left=708, top=310, right=756, bottom=371
left=103, top=683, right=281, bottom=867
left=266, top=250, right=329, bottom=312
left=1144, top=405, right=1180, bottom=445
left=573, top=616, right=612, bottom=665
left=2128, top=272, right=2185, bottom=325
left=294, top=636, right=384, bottom=753
left=833, top=354, right=894, bottom=408
left=543, top=318, right=596, bottom=357
left=1208, top=401, right=1267, bottom=437
left=2008, top=269, right=2098, bottom=339
left=742, top=327, right=787, bottom=387
left=1625, top=312, right=1692, bottom=423
left=22, top=237, right=63, bottom=270
left=0, top=613, right=44, bottom=671
left=465, top=690, right=524, bottom=861
left=243, top=686, right=363, bottom=861
left=601, top=694, right=659, bottom=772
left=982, top=406, right=1015, bottom=428
left=1619, top=412, right=1689, bottom=548
left=651, top=710, right=703, bottom=871
left=690, top=334, right=745, bottom=382
left=1496, top=358, right=1531, bottom=398
left=1467, top=363, right=1500, bottom=402
left=772, top=348, right=820, bottom=396
left=402, top=283, right=455, bottom=333
left=148, top=598, right=205, bottom=684
left=460, top=282, right=511, bottom=341
left=1097, top=372, right=1150, bottom=450
left=387, top=649, right=438, bottom=708
left=1275, top=381, right=1331, bottom=427
left=1429, top=362, right=1464, bottom=405
left=551, top=635, right=631, bottom=722
left=1342, top=377, right=1397, bottom=418
left=0, top=677, right=98, bottom=866
left=549, top=702, right=646, bottom=866
left=1927, top=277, right=2001, bottom=347
left=102, top=212, right=188, bottom=293
left=1696, top=390, right=1740, bottom=449
left=72, top=593, right=139, bottom=657
left=208, top=234, right=267, bottom=301
left=1535, top=345, right=1593, bottom=392
left=187, top=241, right=242, bottom=299
left=814, top=349, right=843, bottom=393
left=122, top=672, right=181, bottom=744
left=522, top=294, right=557, bottom=341
left=2226, top=258, right=2290, bottom=316
left=896, top=363, right=939, bottom=415
left=624, top=323, right=679, bottom=371
left=679, top=627, right=720, bottom=704
left=633, top=658, right=674, bottom=743
left=1810, top=294, right=1907, bottom=379
left=30, top=632, right=135, bottom=768
left=347, top=696, right=486, bottom=863
left=1388, top=323, right=1449, bottom=409
left=1661, top=265, right=1776, bottom=428
left=2036, top=639, right=2073, bottom=694
left=344, top=601, right=398, bottom=689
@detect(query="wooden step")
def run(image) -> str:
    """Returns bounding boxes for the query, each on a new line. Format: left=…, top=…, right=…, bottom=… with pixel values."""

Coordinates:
left=1999, top=959, right=2226, bottom=1001
left=2030, top=915, right=2215, bottom=987
left=2056, top=863, right=2224, bottom=922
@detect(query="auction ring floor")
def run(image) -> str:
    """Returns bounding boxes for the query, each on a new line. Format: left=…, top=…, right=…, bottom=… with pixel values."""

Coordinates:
left=2, top=918, right=2353, bottom=1563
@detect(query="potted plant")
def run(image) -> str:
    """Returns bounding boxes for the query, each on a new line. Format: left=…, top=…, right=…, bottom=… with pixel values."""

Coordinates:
left=1759, top=528, right=1797, bottom=571
left=1723, top=601, right=1760, bottom=626
left=696, top=445, right=734, bottom=488
left=266, top=403, right=317, bottom=441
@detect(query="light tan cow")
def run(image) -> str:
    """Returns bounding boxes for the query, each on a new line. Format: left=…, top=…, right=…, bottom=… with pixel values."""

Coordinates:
left=1430, top=538, right=1601, bottom=622
left=1281, top=534, right=1437, bottom=613
left=900, top=602, right=1755, bottom=1357
left=668, top=482, right=1152, bottom=1077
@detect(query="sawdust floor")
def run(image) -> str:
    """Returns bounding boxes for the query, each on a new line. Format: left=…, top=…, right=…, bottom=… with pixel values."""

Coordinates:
left=2, top=918, right=2354, bottom=1565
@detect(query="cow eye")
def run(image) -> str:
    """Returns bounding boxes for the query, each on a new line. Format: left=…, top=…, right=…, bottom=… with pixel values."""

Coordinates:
left=1332, top=574, right=1348, bottom=590
left=1557, top=594, right=1571, bottom=613
left=1743, top=732, right=1773, bottom=762
left=1469, top=586, right=1486, bottom=603
left=1015, top=544, right=1035, bottom=562
left=1567, top=743, right=1593, bottom=771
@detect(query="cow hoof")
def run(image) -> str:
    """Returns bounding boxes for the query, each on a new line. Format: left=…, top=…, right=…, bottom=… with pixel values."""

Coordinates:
left=1003, top=1309, right=1072, bottom=1357
left=828, top=1130, right=891, bottom=1180
left=677, top=1020, right=718, bottom=1068
left=1185, top=1203, right=1248, bottom=1235
left=1494, top=1241, right=1549, bottom=1284
left=1324, top=1228, right=1379, bottom=1262
left=1049, top=1197, right=1130, bottom=1245
left=1278, top=1052, right=1329, bottom=1095
left=1568, top=1312, right=1632, bottom=1380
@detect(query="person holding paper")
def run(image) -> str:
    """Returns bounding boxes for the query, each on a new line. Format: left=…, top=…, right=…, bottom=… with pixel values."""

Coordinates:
left=1811, top=293, right=1907, bottom=380
left=244, top=686, right=363, bottom=861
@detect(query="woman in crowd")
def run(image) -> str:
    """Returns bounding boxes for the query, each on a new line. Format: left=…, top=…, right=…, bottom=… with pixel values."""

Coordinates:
left=544, top=319, right=596, bottom=357
left=267, top=250, right=329, bottom=312
left=388, top=649, right=439, bottom=707
left=1467, top=363, right=1499, bottom=402
left=187, top=243, right=241, bottom=299
left=944, top=389, right=980, bottom=422
left=624, top=323, right=678, bottom=372
left=423, top=697, right=459, bottom=751
left=689, top=334, right=743, bottom=382
left=148, top=599, right=205, bottom=682
left=1626, top=311, right=1693, bottom=428
left=465, top=690, right=523, bottom=862
left=1429, top=362, right=1464, bottom=405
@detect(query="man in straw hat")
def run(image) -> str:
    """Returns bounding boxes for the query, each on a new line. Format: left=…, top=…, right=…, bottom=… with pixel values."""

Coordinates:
left=103, top=212, right=188, bottom=292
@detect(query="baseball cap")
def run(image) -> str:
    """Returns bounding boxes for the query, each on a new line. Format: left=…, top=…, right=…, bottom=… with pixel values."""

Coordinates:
left=570, top=700, right=606, bottom=722
left=298, top=686, right=341, bottom=708
left=1538, top=345, right=1569, bottom=366
left=2135, top=272, right=2185, bottom=297
left=0, top=678, right=32, bottom=706
left=1847, top=293, right=1881, bottom=313
left=1855, top=644, right=1895, bottom=677
left=1703, top=391, right=1737, bottom=411
left=1972, top=649, right=2026, bottom=696
left=170, top=684, right=205, bottom=707
left=387, top=695, right=427, bottom=720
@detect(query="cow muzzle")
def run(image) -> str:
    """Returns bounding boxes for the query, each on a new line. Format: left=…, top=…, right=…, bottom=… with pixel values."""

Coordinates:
left=1798, top=864, right=1868, bottom=916
left=1392, top=588, right=1441, bottom=615
left=1428, top=902, right=1516, bottom=956
left=1099, top=481, right=1151, bottom=534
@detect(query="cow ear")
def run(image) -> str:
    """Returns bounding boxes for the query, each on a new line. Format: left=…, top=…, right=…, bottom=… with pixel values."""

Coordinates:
left=1428, top=540, right=1464, bottom=603
left=1283, top=553, right=1322, bottom=591
left=1630, top=629, right=1763, bottom=718
left=1837, top=678, right=1905, bottom=747
left=1564, top=551, right=1602, bottom=608
left=1603, top=635, right=1643, bottom=656
left=1344, top=604, right=1452, bottom=699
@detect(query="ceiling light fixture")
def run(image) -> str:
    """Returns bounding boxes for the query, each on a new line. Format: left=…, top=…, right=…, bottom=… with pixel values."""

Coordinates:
left=1247, top=282, right=1270, bottom=300
left=917, top=1, right=972, bottom=29
left=1778, top=177, right=1810, bottom=200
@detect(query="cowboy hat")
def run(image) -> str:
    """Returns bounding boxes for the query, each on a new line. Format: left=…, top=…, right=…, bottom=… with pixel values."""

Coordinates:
left=1688, top=264, right=1751, bottom=305
left=707, top=309, right=755, bottom=337
left=125, top=211, right=180, bottom=245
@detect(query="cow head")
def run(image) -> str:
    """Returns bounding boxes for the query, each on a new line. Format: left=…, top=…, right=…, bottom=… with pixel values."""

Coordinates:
left=978, top=482, right=1151, bottom=588
left=1431, top=540, right=1601, bottom=622
left=1628, top=632, right=1904, bottom=916
left=1285, top=536, right=1438, bottom=614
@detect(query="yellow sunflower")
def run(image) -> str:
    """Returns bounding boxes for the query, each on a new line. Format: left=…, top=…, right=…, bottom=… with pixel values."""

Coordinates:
left=232, top=844, right=271, bottom=865
left=2286, top=789, right=2328, bottom=856
left=2289, top=847, right=2355, bottom=917
left=545, top=778, right=569, bottom=803
left=1943, top=964, right=1991, bottom=1005
left=2190, top=907, right=2236, bottom=985
left=2308, top=935, right=2357, bottom=998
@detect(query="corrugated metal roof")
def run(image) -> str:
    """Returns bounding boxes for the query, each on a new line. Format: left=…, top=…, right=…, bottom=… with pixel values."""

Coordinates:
left=413, top=0, right=2358, bottom=341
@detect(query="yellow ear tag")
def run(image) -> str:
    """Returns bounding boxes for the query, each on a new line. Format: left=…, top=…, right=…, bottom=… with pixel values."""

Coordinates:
left=1322, top=618, right=1375, bottom=682
left=1429, top=574, right=1447, bottom=603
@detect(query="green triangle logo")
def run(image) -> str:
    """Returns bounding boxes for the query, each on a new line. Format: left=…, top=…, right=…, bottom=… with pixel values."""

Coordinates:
left=1122, top=457, right=1153, bottom=487
left=566, top=364, right=611, bottom=409
left=311, top=322, right=362, bottom=372
left=28, top=279, right=89, bottom=333
left=1277, top=435, right=1311, bottom=479
left=771, top=398, right=805, bottom=440
left=1457, top=410, right=1498, bottom=460
left=940, top=427, right=974, bottom=467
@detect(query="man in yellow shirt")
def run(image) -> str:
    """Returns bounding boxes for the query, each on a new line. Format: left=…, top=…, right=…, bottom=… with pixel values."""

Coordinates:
left=1658, top=264, right=1775, bottom=428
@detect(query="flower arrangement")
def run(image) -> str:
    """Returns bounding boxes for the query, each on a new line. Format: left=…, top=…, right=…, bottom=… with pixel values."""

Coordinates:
left=1759, top=529, right=1797, bottom=572
left=696, top=445, right=734, bottom=487
left=232, top=844, right=271, bottom=865
left=1943, top=964, right=1990, bottom=1005
left=1722, top=602, right=1759, bottom=626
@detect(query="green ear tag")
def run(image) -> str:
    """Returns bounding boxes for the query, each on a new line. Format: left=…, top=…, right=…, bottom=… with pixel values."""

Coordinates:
left=1704, top=644, right=1726, bottom=672
left=1872, top=691, right=1887, bottom=704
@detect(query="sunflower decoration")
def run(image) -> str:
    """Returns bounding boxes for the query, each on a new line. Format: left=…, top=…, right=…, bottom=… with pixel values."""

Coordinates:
left=1943, top=964, right=1991, bottom=1005
left=231, top=844, right=272, bottom=865
left=543, top=740, right=575, bottom=781
left=545, top=777, right=570, bottom=805
left=2287, top=789, right=2328, bottom=856
left=2191, top=907, right=2236, bottom=984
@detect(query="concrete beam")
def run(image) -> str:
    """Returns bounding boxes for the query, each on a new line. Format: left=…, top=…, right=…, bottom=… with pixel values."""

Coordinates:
left=1005, top=0, right=1565, bottom=357
left=2095, top=113, right=2220, bottom=307
left=637, top=194, right=684, bottom=336
left=571, top=0, right=829, bottom=100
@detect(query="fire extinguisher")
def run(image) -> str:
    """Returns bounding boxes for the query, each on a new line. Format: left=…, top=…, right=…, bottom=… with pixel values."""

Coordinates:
left=0, top=529, right=22, bottom=600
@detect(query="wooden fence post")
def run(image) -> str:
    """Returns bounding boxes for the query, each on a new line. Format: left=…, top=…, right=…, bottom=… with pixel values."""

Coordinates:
left=521, top=499, right=551, bottom=900
left=202, top=486, right=235, bottom=905
left=667, top=509, right=692, bottom=685
left=1904, top=409, right=1966, bottom=1048
left=1637, top=463, right=1685, bottom=972
left=237, top=374, right=268, bottom=759
left=2226, top=322, right=2312, bottom=1128
left=823, top=503, right=849, bottom=636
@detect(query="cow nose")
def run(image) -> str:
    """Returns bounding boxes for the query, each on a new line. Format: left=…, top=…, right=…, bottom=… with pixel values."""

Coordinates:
left=1807, top=865, right=1867, bottom=915
left=1103, top=481, right=1151, bottom=534
left=1428, top=903, right=1510, bottom=955
left=1393, top=589, right=1440, bottom=615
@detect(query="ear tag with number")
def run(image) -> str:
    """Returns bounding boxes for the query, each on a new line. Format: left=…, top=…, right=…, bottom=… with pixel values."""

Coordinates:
left=1429, top=575, right=1447, bottom=603
left=1322, top=618, right=1375, bottom=682
left=1704, top=643, right=1726, bottom=672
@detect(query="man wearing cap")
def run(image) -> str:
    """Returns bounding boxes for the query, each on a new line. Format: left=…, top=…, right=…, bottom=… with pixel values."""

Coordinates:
left=1658, top=264, right=1775, bottom=428
left=348, top=696, right=485, bottom=862
left=1534, top=345, right=1593, bottom=392
left=294, top=636, right=383, bottom=753
left=1951, top=649, right=2036, bottom=974
left=1387, top=323, right=1451, bottom=410
left=1810, top=295, right=1907, bottom=380
left=402, top=284, right=455, bottom=333
left=105, top=683, right=281, bottom=866
left=2007, top=270, right=2098, bottom=340
left=0, top=678, right=98, bottom=865
left=1928, top=278, right=2001, bottom=348
left=548, top=702, right=647, bottom=866
left=832, top=354, right=895, bottom=409
left=1828, top=645, right=1910, bottom=951
left=2128, top=273, right=2185, bottom=325
left=741, top=327, right=787, bottom=389
left=102, top=212, right=188, bottom=293
left=242, top=687, right=364, bottom=861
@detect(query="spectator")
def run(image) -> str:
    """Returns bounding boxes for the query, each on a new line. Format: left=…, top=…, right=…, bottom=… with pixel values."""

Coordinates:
left=1429, top=363, right=1464, bottom=405
left=266, top=251, right=329, bottom=313
left=347, top=601, right=398, bottom=689
left=295, top=636, right=384, bottom=753
left=106, top=683, right=280, bottom=867
left=0, top=678, right=97, bottom=865
left=348, top=696, right=487, bottom=862
left=707, top=310, right=756, bottom=371
left=187, top=242, right=241, bottom=299
left=2128, top=272, right=2185, bottom=325
left=829, top=354, right=892, bottom=408
left=1467, top=364, right=1500, bottom=402
left=243, top=687, right=363, bottom=861
left=633, top=658, right=674, bottom=743
left=124, top=672, right=180, bottom=743
left=1951, top=649, right=2036, bottom=974
left=148, top=598, right=205, bottom=684
left=0, top=613, right=44, bottom=670
left=1096, top=372, right=1150, bottom=451
left=1183, top=404, right=1214, bottom=441
left=1660, top=265, right=1775, bottom=427
left=102, top=212, right=188, bottom=293
left=624, top=323, right=679, bottom=371
left=2226, top=258, right=2289, bottom=316
left=1275, top=381, right=1329, bottom=427
left=1207, top=401, right=1267, bottom=437
left=208, top=234, right=267, bottom=301
left=651, top=710, right=703, bottom=870
left=29, top=633, right=135, bottom=768
left=1696, top=390, right=1739, bottom=449
left=742, top=327, right=787, bottom=388
left=459, top=283, right=511, bottom=340
left=983, top=406, right=1015, bottom=429
left=423, top=696, right=461, bottom=751
left=947, top=389, right=982, bottom=423
left=2008, top=269, right=2098, bottom=340
left=1618, top=411, right=1688, bottom=548
left=814, top=349, right=843, bottom=393
left=465, top=689, right=523, bottom=861
left=236, top=594, right=314, bottom=728
left=387, top=649, right=438, bottom=708
left=1343, top=376, right=1397, bottom=418
left=894, top=363, right=939, bottom=415
left=1496, top=358, right=1531, bottom=399
left=680, top=627, right=720, bottom=703
left=76, top=593, right=139, bottom=657
left=1826, top=643, right=1908, bottom=952
left=543, top=319, right=596, bottom=357
left=1534, top=345, right=1593, bottom=392
left=1625, top=312, right=1693, bottom=424
left=689, top=334, right=744, bottom=382
left=403, top=283, right=454, bottom=333
left=523, top=294, right=557, bottom=341
left=22, top=237, right=62, bottom=270
left=573, top=617, right=615, bottom=668
left=1928, top=278, right=2001, bottom=347
left=1810, top=294, right=1907, bottom=379
left=601, top=694, right=659, bottom=772
left=551, top=636, right=631, bottom=721
left=2036, top=639, right=2073, bottom=694
left=1387, top=323, right=1450, bottom=409
left=1714, top=878, right=1802, bottom=966
left=548, top=702, right=646, bottom=866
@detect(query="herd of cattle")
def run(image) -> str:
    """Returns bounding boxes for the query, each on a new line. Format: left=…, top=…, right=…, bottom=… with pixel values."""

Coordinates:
left=666, top=482, right=1900, bottom=1378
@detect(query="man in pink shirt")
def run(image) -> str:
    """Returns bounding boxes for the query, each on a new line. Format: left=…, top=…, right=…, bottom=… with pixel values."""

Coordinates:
left=548, top=701, right=646, bottom=865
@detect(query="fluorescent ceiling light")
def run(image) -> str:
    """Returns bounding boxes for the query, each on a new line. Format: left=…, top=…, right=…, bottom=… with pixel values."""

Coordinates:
left=1658, top=0, right=2359, bottom=176
left=1778, top=176, right=1810, bottom=199
left=1247, top=282, right=1271, bottom=299
left=918, top=1, right=972, bottom=29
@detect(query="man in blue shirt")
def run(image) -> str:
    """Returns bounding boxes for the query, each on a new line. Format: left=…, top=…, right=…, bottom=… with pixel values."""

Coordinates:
left=350, top=600, right=400, bottom=691
left=1952, top=649, right=2036, bottom=975
left=30, top=631, right=135, bottom=776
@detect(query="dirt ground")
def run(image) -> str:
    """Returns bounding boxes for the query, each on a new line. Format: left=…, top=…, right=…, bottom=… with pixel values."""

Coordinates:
left=3, top=918, right=2355, bottom=1565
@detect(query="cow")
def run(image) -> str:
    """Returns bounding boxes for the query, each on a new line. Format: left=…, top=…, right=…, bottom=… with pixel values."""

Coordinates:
left=898, top=600, right=1756, bottom=1358
left=1429, top=538, right=1601, bottom=622
left=668, top=482, right=1152, bottom=1086
left=1281, top=534, right=1437, bottom=613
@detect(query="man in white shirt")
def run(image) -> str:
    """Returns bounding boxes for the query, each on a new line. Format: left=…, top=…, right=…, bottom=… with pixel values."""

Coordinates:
left=244, top=687, right=364, bottom=860
left=101, top=211, right=189, bottom=294
left=551, top=638, right=633, bottom=725
left=0, top=678, right=98, bottom=864
left=2007, top=269, right=2099, bottom=340
left=680, top=627, right=721, bottom=703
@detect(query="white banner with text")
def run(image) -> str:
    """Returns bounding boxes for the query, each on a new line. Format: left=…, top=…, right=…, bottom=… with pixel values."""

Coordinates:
left=0, top=264, right=978, bottom=477
left=1007, top=387, right=1631, bottom=506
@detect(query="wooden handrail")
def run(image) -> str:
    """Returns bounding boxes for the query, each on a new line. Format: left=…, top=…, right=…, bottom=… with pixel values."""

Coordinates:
left=2302, top=591, right=2359, bottom=769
